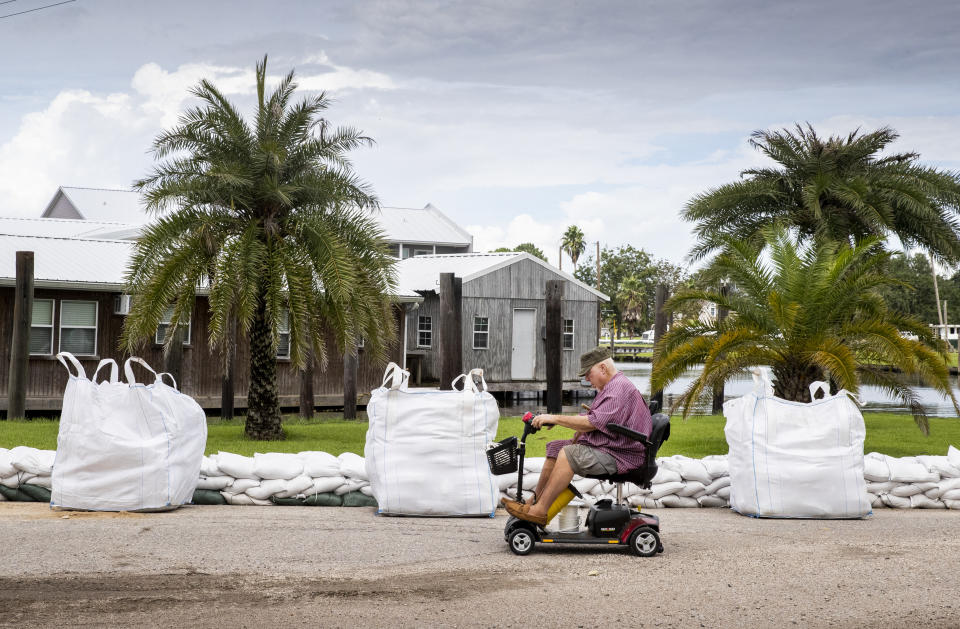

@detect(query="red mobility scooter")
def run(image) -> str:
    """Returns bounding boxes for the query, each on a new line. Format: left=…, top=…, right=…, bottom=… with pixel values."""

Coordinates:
left=487, top=404, right=671, bottom=557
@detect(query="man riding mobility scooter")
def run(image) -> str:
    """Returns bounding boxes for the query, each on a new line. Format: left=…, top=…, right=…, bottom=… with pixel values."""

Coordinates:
left=487, top=404, right=671, bottom=557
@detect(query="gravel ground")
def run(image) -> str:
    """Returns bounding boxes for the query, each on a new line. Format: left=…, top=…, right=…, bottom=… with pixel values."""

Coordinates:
left=1, top=503, right=959, bottom=628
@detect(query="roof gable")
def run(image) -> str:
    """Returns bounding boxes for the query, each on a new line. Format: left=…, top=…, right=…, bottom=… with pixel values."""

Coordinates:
left=42, top=187, right=148, bottom=224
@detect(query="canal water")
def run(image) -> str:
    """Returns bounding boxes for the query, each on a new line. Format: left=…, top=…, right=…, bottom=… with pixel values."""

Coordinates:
left=503, top=361, right=960, bottom=417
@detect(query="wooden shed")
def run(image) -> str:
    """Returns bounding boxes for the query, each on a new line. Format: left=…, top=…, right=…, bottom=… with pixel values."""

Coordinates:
left=396, top=253, right=609, bottom=390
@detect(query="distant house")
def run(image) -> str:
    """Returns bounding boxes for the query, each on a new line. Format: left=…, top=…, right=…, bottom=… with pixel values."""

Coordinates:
left=396, top=252, right=609, bottom=389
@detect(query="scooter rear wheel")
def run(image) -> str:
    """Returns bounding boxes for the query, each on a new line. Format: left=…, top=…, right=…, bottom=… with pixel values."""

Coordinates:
left=508, top=527, right=536, bottom=556
left=628, top=526, right=661, bottom=557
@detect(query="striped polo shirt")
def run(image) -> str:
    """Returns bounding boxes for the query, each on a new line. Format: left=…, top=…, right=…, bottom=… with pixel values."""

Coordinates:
left=545, top=371, right=652, bottom=473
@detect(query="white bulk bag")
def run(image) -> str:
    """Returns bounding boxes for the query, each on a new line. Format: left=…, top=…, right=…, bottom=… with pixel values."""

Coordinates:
left=364, top=363, right=499, bottom=516
left=723, top=369, right=870, bottom=519
left=50, top=353, right=207, bottom=511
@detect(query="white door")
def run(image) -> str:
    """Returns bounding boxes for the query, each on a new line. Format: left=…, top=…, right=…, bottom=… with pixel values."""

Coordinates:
left=511, top=309, right=536, bottom=380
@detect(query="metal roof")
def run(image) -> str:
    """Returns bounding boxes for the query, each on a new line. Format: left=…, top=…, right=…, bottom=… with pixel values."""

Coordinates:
left=44, top=187, right=150, bottom=224
left=396, top=252, right=609, bottom=300
left=0, top=232, right=421, bottom=300
left=0, top=216, right=139, bottom=239
left=0, top=234, right=133, bottom=288
left=39, top=188, right=472, bottom=247
left=367, top=204, right=473, bottom=246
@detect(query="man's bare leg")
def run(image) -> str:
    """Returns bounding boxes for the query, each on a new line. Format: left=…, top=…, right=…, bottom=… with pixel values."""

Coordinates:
left=531, top=457, right=556, bottom=504
left=527, top=449, right=575, bottom=519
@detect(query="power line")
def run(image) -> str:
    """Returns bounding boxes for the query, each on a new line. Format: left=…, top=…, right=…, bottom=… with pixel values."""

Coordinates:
left=0, top=0, right=75, bottom=20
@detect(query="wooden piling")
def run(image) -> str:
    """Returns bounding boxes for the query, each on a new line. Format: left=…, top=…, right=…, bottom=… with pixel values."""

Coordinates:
left=221, top=315, right=237, bottom=419
left=439, top=273, right=463, bottom=390
left=343, top=348, right=357, bottom=419
left=7, top=251, right=34, bottom=420
left=651, top=284, right=669, bottom=411
left=545, top=279, right=564, bottom=413
left=301, top=350, right=316, bottom=419
left=711, top=284, right=729, bottom=413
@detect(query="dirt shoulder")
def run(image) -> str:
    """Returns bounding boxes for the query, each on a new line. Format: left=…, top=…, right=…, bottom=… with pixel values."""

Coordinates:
left=1, top=503, right=958, bottom=628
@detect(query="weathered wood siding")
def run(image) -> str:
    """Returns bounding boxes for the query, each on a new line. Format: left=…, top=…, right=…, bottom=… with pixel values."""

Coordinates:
left=0, top=287, right=403, bottom=413
left=406, top=258, right=600, bottom=385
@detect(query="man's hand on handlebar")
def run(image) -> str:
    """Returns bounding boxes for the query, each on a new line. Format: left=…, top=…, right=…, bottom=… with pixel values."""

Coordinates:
left=532, top=414, right=556, bottom=429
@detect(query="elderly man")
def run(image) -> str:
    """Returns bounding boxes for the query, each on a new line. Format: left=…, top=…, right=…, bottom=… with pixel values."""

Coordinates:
left=503, top=346, right=652, bottom=526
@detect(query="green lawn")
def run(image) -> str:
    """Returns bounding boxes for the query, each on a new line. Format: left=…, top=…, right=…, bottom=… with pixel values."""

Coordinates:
left=2, top=412, right=959, bottom=459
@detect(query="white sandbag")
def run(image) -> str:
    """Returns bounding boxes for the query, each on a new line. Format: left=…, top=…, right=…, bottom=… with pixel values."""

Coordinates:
left=360, top=485, right=374, bottom=497
left=245, top=479, right=287, bottom=500
left=698, top=495, right=728, bottom=508
left=704, top=477, right=731, bottom=494
left=521, top=475, right=538, bottom=491
left=9, top=446, right=55, bottom=476
left=300, top=451, right=341, bottom=478
left=221, top=492, right=271, bottom=506
left=702, top=456, right=729, bottom=479
left=715, top=486, right=731, bottom=499
left=1, top=474, right=23, bottom=488
left=274, top=475, right=314, bottom=499
left=870, top=494, right=883, bottom=508
left=200, top=455, right=221, bottom=477
left=497, top=475, right=518, bottom=492
left=523, top=457, right=546, bottom=473
left=0, top=449, right=16, bottom=477
left=51, top=355, right=206, bottom=511
left=866, top=481, right=896, bottom=494
left=216, top=452, right=258, bottom=480
left=863, top=455, right=890, bottom=482
left=24, top=476, right=52, bottom=489
left=723, top=372, right=870, bottom=518
left=948, top=445, right=960, bottom=469
left=599, top=481, right=616, bottom=495
left=885, top=456, right=939, bottom=483
left=945, top=499, right=960, bottom=510
left=910, top=494, right=945, bottom=509
left=309, top=476, right=346, bottom=495
left=669, top=457, right=712, bottom=485
left=621, top=482, right=645, bottom=497
left=196, top=475, right=233, bottom=491
left=880, top=494, right=911, bottom=508
left=941, top=489, right=960, bottom=501
left=253, top=453, right=303, bottom=480
left=221, top=478, right=260, bottom=495
left=365, top=364, right=499, bottom=516
left=650, top=467, right=682, bottom=484
left=678, top=481, right=706, bottom=497
left=916, top=456, right=960, bottom=479
left=335, top=479, right=367, bottom=495
left=660, top=494, right=699, bottom=508
left=891, top=483, right=936, bottom=498
left=649, top=481, right=685, bottom=500
left=628, top=495, right=663, bottom=509
left=339, top=452, right=368, bottom=480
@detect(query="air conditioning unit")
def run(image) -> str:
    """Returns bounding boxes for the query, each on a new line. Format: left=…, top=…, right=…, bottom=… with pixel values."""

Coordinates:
left=113, top=294, right=134, bottom=315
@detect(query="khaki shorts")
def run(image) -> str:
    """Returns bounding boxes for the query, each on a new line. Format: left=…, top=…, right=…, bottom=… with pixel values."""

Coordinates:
left=562, top=444, right=618, bottom=477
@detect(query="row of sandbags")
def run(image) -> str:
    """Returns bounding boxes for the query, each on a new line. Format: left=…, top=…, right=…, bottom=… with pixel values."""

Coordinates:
left=5, top=446, right=960, bottom=509
left=496, top=448, right=960, bottom=510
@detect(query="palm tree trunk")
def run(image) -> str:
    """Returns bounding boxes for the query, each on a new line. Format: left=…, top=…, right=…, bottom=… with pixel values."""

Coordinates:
left=771, top=363, right=824, bottom=403
left=245, top=286, right=283, bottom=440
left=931, top=252, right=944, bottom=328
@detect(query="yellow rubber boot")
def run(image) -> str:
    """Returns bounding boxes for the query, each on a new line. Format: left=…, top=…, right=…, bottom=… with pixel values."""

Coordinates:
left=545, top=485, right=577, bottom=524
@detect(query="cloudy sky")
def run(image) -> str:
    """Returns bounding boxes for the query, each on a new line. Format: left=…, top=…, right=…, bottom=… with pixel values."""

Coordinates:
left=1, top=0, right=958, bottom=267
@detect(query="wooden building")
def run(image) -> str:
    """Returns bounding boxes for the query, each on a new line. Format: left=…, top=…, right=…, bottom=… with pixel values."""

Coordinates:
left=0, top=231, right=419, bottom=414
left=396, top=252, right=609, bottom=390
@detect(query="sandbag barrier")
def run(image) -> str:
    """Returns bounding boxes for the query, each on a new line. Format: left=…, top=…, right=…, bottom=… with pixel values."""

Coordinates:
left=3, top=445, right=960, bottom=510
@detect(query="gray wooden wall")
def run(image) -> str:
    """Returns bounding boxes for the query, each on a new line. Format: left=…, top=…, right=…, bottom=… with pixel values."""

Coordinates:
left=405, top=258, right=600, bottom=385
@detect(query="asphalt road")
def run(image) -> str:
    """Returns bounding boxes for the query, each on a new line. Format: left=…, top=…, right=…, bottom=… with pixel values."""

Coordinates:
left=1, top=503, right=958, bottom=628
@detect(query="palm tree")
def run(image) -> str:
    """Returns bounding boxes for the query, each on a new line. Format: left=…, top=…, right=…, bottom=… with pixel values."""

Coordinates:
left=561, top=225, right=586, bottom=269
left=651, top=229, right=958, bottom=433
left=122, top=56, right=397, bottom=440
left=682, top=124, right=960, bottom=263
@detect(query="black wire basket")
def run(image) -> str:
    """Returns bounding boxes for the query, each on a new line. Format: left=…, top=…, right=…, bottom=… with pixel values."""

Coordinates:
left=486, top=436, right=519, bottom=475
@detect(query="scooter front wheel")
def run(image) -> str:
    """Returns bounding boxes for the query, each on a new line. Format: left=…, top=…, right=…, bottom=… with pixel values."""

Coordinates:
left=508, top=527, right=536, bottom=556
